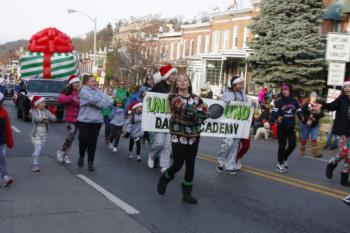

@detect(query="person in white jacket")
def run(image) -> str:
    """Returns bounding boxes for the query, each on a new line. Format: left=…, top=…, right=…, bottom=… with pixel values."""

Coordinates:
left=77, top=74, right=110, bottom=171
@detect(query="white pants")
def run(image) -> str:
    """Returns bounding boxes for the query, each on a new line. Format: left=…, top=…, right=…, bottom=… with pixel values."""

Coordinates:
left=217, top=138, right=240, bottom=170
left=148, top=132, right=172, bottom=169
left=32, top=144, right=42, bottom=165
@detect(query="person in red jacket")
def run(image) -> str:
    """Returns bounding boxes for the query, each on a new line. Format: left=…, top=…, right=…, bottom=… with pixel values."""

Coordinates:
left=56, top=75, right=80, bottom=164
left=0, top=93, right=14, bottom=187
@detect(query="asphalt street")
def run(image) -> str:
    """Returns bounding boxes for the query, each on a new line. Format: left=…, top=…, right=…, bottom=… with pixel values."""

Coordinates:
left=1, top=100, right=349, bottom=233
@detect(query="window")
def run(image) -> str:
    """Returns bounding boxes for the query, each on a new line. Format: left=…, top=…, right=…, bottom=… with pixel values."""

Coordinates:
left=190, top=39, right=195, bottom=56
left=197, top=35, right=202, bottom=54
left=213, top=31, right=220, bottom=52
left=183, top=40, right=187, bottom=57
left=222, top=30, right=230, bottom=50
left=205, top=34, right=210, bottom=53
left=233, top=26, right=239, bottom=48
left=176, top=43, right=181, bottom=59
left=243, top=27, right=250, bottom=48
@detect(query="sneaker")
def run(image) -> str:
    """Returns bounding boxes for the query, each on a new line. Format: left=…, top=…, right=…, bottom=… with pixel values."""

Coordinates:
left=109, top=143, right=114, bottom=150
left=160, top=168, right=167, bottom=174
left=136, top=155, right=141, bottom=162
left=113, top=147, right=118, bottom=153
left=225, top=169, right=237, bottom=175
left=343, top=195, right=350, bottom=206
left=128, top=152, right=135, bottom=159
left=56, top=150, right=64, bottom=163
left=148, top=156, right=154, bottom=168
left=31, top=164, right=40, bottom=172
left=276, top=163, right=288, bottom=173
left=3, top=176, right=13, bottom=187
left=63, top=155, right=72, bottom=164
left=88, top=163, right=95, bottom=171
left=283, top=161, right=289, bottom=169
left=217, top=166, right=224, bottom=173
left=77, top=157, right=84, bottom=168
left=236, top=160, right=242, bottom=170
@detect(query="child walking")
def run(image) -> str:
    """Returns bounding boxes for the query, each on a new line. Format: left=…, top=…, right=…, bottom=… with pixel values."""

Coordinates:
left=109, top=98, right=126, bottom=152
left=127, top=101, right=143, bottom=162
left=57, top=74, right=80, bottom=164
left=0, top=93, right=14, bottom=187
left=30, top=96, right=57, bottom=172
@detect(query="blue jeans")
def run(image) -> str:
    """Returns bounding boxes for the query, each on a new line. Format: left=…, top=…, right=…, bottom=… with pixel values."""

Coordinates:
left=103, top=116, right=111, bottom=139
left=0, top=144, right=8, bottom=178
left=300, top=123, right=320, bottom=141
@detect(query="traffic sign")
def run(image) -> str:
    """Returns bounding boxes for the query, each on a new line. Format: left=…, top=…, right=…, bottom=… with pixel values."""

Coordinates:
left=326, top=33, right=350, bottom=62
left=327, top=62, right=345, bottom=86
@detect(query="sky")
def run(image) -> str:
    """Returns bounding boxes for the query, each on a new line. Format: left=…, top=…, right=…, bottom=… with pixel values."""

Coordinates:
left=0, top=0, right=231, bottom=44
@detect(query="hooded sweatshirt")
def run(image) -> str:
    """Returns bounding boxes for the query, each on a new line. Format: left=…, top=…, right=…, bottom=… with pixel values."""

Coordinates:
left=58, top=90, right=80, bottom=123
left=109, top=107, right=126, bottom=126
left=271, top=95, right=302, bottom=129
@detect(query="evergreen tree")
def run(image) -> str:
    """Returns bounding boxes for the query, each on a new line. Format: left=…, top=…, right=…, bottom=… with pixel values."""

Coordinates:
left=249, top=0, right=326, bottom=93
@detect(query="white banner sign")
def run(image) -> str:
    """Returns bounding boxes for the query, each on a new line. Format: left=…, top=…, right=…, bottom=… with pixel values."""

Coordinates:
left=327, top=88, right=341, bottom=103
left=142, top=92, right=254, bottom=139
left=326, top=33, right=350, bottom=62
left=327, top=62, right=345, bottom=86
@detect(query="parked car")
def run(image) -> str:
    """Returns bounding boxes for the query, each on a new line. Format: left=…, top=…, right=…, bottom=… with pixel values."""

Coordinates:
left=16, top=79, right=65, bottom=122
left=3, top=84, right=15, bottom=97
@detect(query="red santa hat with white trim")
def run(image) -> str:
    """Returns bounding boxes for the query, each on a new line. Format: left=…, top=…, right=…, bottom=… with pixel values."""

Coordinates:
left=32, top=96, right=45, bottom=107
left=68, top=74, right=80, bottom=85
left=343, top=78, right=350, bottom=87
left=160, top=65, right=177, bottom=80
left=131, top=100, right=143, bottom=110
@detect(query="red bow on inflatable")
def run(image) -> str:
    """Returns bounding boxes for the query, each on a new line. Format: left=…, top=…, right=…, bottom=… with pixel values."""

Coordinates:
left=27, top=28, right=74, bottom=79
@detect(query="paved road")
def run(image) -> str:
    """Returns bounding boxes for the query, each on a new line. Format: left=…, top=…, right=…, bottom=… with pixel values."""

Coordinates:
left=2, top=100, right=350, bottom=233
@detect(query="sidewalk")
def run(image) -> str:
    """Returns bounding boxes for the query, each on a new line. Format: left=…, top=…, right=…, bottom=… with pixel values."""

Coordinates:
left=0, top=157, right=151, bottom=233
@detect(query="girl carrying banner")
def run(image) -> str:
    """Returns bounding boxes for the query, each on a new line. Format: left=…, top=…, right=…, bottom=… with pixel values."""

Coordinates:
left=217, top=76, right=250, bottom=174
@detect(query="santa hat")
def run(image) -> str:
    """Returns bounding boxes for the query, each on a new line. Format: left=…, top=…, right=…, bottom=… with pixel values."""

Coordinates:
left=160, top=65, right=177, bottom=80
left=344, top=78, right=350, bottom=87
left=153, top=72, right=162, bottom=84
left=131, top=101, right=143, bottom=110
left=68, top=74, right=80, bottom=85
left=32, top=96, right=45, bottom=107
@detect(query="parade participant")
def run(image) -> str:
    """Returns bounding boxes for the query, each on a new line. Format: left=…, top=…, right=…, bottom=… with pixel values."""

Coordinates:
left=137, top=74, right=154, bottom=101
left=56, top=75, right=81, bottom=164
left=318, top=79, right=350, bottom=186
left=77, top=74, right=110, bottom=171
left=299, top=92, right=323, bottom=158
left=217, top=76, right=250, bottom=174
left=271, top=83, right=303, bottom=173
left=157, top=74, right=208, bottom=204
left=30, top=96, right=57, bottom=172
left=127, top=101, right=143, bottom=161
left=258, top=87, right=267, bottom=106
left=0, top=93, right=14, bottom=186
left=102, top=105, right=113, bottom=144
left=147, top=65, right=177, bottom=172
left=109, top=98, right=126, bottom=152
left=113, top=81, right=129, bottom=107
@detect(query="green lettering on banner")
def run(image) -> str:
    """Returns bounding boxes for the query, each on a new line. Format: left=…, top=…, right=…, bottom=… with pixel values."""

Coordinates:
left=147, top=96, right=170, bottom=114
left=241, top=106, right=250, bottom=120
left=224, top=105, right=232, bottom=119
left=232, top=106, right=241, bottom=120
left=154, top=97, right=163, bottom=113
left=165, top=98, right=170, bottom=114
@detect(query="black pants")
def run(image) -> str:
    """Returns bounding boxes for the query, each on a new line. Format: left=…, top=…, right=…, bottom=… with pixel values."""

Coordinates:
left=109, top=125, right=123, bottom=147
left=79, top=122, right=101, bottom=164
left=277, top=127, right=296, bottom=164
left=167, top=140, right=199, bottom=183
left=129, top=138, right=141, bottom=155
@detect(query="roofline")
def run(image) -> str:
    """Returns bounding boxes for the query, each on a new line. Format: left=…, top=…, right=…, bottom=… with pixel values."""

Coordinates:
left=209, top=7, right=253, bottom=18
left=181, top=22, right=211, bottom=30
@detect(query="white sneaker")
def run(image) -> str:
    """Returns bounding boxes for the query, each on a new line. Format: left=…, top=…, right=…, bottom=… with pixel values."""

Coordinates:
left=3, top=175, right=13, bottom=187
left=160, top=168, right=167, bottom=174
left=63, top=155, right=72, bottom=164
left=148, top=156, right=154, bottom=168
left=236, top=160, right=242, bottom=170
left=283, top=161, right=289, bottom=169
left=109, top=143, right=114, bottom=150
left=136, top=155, right=141, bottom=162
left=113, top=147, right=118, bottom=153
left=276, top=163, right=288, bottom=173
left=343, top=194, right=350, bottom=206
left=56, top=150, right=64, bottom=163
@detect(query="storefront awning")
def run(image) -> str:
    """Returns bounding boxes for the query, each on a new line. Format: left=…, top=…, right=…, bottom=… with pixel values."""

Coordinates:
left=323, top=2, right=343, bottom=21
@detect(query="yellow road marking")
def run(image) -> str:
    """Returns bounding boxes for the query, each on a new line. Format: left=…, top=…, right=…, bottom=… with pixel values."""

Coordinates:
left=197, top=153, right=348, bottom=200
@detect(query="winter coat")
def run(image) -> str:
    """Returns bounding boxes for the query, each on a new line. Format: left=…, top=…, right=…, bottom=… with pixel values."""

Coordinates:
left=0, top=106, right=14, bottom=148
left=271, top=96, right=302, bottom=129
left=221, top=89, right=248, bottom=103
left=58, top=90, right=80, bottom=123
left=323, top=94, right=350, bottom=136
left=300, top=103, right=324, bottom=128
left=31, top=109, right=56, bottom=144
left=109, top=107, right=126, bottom=127
left=137, top=84, right=152, bottom=100
left=151, top=80, right=172, bottom=94
left=128, top=113, right=143, bottom=139
left=78, top=86, right=111, bottom=124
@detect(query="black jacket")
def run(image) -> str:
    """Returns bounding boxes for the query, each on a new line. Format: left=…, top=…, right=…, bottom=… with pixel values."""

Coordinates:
left=151, top=80, right=171, bottom=94
left=271, top=96, right=302, bottom=129
left=323, top=94, right=350, bottom=136
left=301, top=104, right=324, bottom=128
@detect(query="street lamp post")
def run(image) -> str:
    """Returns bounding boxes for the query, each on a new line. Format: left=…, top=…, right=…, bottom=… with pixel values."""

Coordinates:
left=67, top=9, right=97, bottom=71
